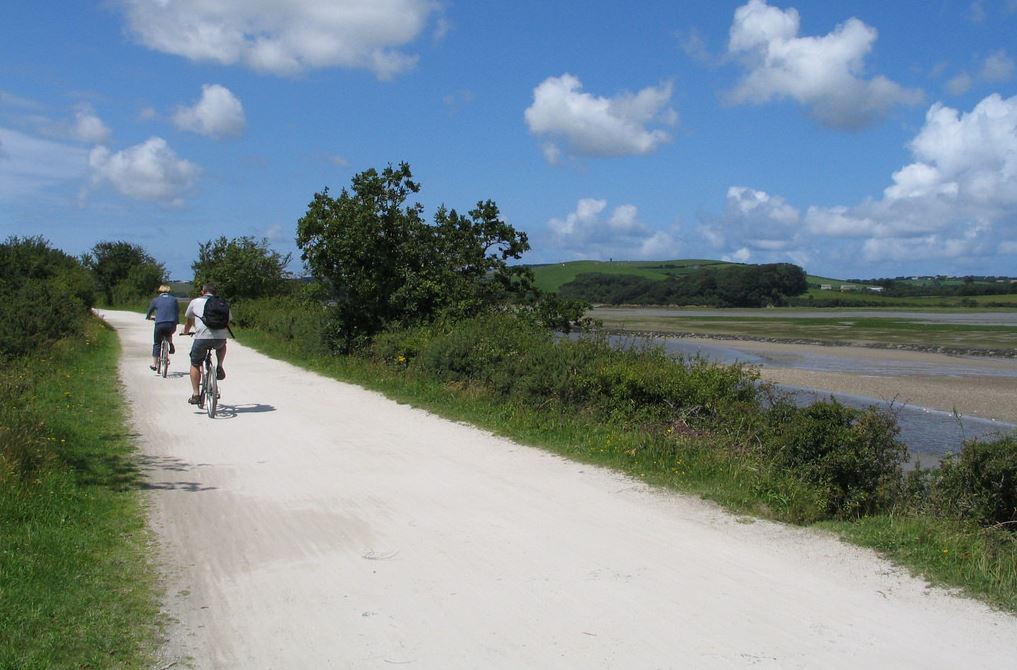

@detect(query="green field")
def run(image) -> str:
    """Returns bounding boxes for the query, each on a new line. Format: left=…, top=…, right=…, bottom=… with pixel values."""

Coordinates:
left=528, top=259, right=733, bottom=293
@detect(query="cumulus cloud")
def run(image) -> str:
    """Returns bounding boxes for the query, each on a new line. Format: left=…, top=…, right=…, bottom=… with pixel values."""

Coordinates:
left=72, top=108, right=112, bottom=145
left=116, top=0, right=436, bottom=79
left=798, top=93, right=1017, bottom=266
left=0, top=127, right=89, bottom=198
left=173, top=84, right=246, bottom=138
left=699, top=186, right=802, bottom=255
left=546, top=198, right=681, bottom=259
left=945, top=50, right=1014, bottom=96
left=725, top=0, right=922, bottom=130
left=981, top=50, right=1015, bottom=82
left=88, top=137, right=200, bottom=206
left=524, top=74, right=676, bottom=162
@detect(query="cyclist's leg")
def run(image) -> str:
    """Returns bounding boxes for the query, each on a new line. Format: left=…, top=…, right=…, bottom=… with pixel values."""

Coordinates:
left=188, top=339, right=206, bottom=402
left=151, top=325, right=161, bottom=369
left=214, top=341, right=227, bottom=380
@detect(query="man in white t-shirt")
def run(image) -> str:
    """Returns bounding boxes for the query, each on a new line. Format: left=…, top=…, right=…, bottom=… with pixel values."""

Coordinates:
left=181, top=282, right=231, bottom=405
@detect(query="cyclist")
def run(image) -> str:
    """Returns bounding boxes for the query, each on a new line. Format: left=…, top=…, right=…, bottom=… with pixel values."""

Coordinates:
left=181, top=282, right=231, bottom=405
left=145, top=284, right=179, bottom=371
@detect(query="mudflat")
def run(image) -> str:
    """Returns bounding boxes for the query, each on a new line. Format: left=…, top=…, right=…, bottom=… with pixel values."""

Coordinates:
left=679, top=337, right=1017, bottom=424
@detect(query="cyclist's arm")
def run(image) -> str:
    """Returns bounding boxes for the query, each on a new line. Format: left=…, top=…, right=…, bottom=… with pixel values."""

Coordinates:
left=182, top=315, right=195, bottom=335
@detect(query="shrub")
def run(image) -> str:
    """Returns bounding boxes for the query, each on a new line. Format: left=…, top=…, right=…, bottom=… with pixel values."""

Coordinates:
left=231, top=296, right=329, bottom=356
left=760, top=399, right=908, bottom=518
left=931, top=436, right=1017, bottom=527
left=0, top=280, right=88, bottom=358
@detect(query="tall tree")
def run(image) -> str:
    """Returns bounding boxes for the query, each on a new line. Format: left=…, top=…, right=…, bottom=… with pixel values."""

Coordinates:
left=191, top=236, right=292, bottom=302
left=84, top=241, right=164, bottom=304
left=296, top=163, right=533, bottom=351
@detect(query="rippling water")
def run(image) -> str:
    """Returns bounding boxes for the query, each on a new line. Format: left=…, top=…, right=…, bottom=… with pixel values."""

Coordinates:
left=587, top=333, right=1016, bottom=464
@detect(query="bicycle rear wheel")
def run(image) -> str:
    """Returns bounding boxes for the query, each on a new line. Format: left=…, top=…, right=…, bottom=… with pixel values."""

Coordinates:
left=159, top=339, right=169, bottom=378
left=205, top=359, right=217, bottom=418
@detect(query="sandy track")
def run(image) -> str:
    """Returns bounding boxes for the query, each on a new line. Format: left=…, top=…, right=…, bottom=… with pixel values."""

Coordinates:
left=99, top=310, right=1017, bottom=669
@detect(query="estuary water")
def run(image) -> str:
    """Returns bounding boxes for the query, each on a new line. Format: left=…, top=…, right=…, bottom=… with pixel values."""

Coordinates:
left=592, top=332, right=1016, bottom=465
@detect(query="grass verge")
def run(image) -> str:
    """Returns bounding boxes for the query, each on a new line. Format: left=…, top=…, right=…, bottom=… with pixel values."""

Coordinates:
left=0, top=318, right=159, bottom=669
left=235, top=327, right=1017, bottom=614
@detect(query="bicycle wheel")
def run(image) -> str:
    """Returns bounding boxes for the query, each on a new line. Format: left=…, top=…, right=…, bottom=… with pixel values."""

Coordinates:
left=197, top=361, right=207, bottom=410
left=205, top=359, right=217, bottom=418
left=159, top=339, right=169, bottom=378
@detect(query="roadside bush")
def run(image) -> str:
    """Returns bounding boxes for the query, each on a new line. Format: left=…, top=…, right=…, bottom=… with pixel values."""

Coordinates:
left=380, top=312, right=759, bottom=428
left=231, top=295, right=328, bottom=356
left=760, top=399, right=908, bottom=518
left=931, top=436, right=1017, bottom=527
left=0, top=280, right=88, bottom=358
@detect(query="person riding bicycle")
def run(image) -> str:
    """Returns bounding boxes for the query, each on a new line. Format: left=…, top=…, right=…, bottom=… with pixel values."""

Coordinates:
left=145, top=284, right=179, bottom=371
left=182, top=282, right=231, bottom=405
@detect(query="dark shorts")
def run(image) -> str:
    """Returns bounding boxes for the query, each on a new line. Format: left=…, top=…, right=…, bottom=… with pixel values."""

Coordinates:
left=190, top=338, right=226, bottom=368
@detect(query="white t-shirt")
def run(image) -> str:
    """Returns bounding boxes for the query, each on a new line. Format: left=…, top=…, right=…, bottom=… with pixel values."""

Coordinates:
left=185, top=296, right=231, bottom=340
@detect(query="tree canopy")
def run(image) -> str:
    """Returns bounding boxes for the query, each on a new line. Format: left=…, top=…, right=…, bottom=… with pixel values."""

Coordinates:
left=296, top=163, right=535, bottom=351
left=191, top=236, right=292, bottom=302
left=83, top=240, right=165, bottom=304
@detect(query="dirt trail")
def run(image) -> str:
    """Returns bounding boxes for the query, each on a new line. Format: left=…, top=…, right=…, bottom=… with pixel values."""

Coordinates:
left=100, top=310, right=1017, bottom=669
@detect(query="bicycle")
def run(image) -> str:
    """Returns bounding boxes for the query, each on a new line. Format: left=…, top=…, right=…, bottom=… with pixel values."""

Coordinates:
left=183, top=333, right=220, bottom=418
left=156, top=335, right=170, bottom=378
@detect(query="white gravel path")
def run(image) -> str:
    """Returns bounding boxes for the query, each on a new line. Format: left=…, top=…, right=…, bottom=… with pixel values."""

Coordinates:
left=99, top=310, right=1017, bottom=669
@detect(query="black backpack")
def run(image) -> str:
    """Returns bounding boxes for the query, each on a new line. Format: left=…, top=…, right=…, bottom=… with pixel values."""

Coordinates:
left=199, top=295, right=231, bottom=329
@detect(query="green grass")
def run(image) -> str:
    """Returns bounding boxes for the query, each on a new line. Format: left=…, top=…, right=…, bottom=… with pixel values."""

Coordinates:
left=235, top=326, right=1017, bottom=613
left=528, top=258, right=733, bottom=293
left=590, top=310, right=1017, bottom=352
left=0, top=319, right=160, bottom=669
left=825, top=515, right=1017, bottom=612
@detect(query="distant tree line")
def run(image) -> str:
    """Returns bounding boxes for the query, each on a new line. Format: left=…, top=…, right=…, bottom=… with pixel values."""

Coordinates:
left=857, top=278, right=1017, bottom=298
left=558, top=263, right=808, bottom=307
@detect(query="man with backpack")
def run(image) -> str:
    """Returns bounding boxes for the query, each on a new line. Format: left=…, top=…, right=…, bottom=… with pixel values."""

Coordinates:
left=181, top=282, right=232, bottom=405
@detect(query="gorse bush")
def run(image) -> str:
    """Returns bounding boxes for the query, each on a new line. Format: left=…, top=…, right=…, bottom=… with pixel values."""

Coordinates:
left=932, top=436, right=1017, bottom=527
left=231, top=295, right=331, bottom=356
left=0, top=236, right=94, bottom=357
left=760, top=398, right=908, bottom=518
left=393, top=313, right=758, bottom=425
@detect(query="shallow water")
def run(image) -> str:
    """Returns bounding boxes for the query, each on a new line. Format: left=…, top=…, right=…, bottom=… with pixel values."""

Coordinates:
left=588, top=333, right=1016, bottom=464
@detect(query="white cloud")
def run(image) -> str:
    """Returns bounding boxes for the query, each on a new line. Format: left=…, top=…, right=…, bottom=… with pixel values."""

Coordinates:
left=546, top=198, right=681, bottom=259
left=726, top=0, right=922, bottom=130
left=947, top=73, right=973, bottom=95
left=794, top=93, right=1017, bottom=267
left=72, top=108, right=112, bottom=145
left=173, top=84, right=246, bottom=138
left=524, top=74, right=675, bottom=161
left=981, top=50, right=1015, bottom=82
left=700, top=186, right=802, bottom=255
left=967, top=1, right=987, bottom=23
left=0, top=127, right=89, bottom=199
left=116, top=0, right=436, bottom=79
left=88, top=137, right=200, bottom=206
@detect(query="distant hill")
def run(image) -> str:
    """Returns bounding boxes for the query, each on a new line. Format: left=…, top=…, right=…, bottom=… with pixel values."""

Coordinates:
left=528, top=259, right=736, bottom=293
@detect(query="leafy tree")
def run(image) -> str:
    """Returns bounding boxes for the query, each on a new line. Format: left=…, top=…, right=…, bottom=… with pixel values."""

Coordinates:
left=296, top=163, right=535, bottom=351
left=191, top=236, right=292, bottom=302
left=84, top=241, right=165, bottom=304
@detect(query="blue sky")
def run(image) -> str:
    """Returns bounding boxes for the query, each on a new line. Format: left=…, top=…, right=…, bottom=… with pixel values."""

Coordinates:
left=2, top=0, right=1016, bottom=280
